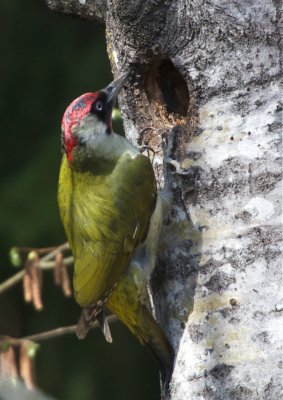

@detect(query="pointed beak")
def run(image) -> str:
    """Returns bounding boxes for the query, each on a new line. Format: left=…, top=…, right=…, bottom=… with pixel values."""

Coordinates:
left=104, top=72, right=130, bottom=106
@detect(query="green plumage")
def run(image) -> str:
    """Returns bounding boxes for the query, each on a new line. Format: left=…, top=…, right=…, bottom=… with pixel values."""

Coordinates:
left=58, top=152, right=156, bottom=307
left=107, top=276, right=174, bottom=388
left=58, top=148, right=174, bottom=390
left=58, top=75, right=174, bottom=390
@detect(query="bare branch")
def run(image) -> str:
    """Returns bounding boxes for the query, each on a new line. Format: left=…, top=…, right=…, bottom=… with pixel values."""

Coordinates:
left=25, top=315, right=118, bottom=342
left=45, top=0, right=107, bottom=23
left=0, top=315, right=118, bottom=347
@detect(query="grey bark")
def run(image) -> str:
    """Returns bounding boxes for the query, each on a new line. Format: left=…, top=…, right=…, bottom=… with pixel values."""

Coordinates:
left=46, top=1, right=283, bottom=399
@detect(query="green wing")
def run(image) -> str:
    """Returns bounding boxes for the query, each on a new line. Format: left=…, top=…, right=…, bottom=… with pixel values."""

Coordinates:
left=58, top=153, right=156, bottom=308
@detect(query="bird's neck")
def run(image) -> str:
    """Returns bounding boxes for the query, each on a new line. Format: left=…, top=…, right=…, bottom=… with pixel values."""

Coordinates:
left=70, top=131, right=139, bottom=172
left=93, top=131, right=139, bottom=161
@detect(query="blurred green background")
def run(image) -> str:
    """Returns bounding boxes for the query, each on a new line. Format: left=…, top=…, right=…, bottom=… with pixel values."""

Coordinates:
left=0, top=1, right=160, bottom=399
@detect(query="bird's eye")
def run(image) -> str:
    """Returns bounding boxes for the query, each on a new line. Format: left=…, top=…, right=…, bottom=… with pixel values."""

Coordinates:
left=95, top=101, right=103, bottom=111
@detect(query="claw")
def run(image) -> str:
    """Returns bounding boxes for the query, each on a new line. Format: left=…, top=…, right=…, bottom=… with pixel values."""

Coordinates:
left=76, top=307, right=113, bottom=343
left=139, top=145, right=156, bottom=157
left=137, top=127, right=154, bottom=146
left=166, top=158, right=191, bottom=176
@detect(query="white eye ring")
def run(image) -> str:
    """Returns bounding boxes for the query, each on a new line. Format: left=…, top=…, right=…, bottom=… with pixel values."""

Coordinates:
left=96, top=101, right=103, bottom=111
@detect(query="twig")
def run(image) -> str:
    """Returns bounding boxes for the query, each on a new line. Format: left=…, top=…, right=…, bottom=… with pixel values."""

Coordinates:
left=0, top=270, right=25, bottom=296
left=25, top=315, right=118, bottom=342
left=0, top=315, right=118, bottom=346
left=12, top=246, right=59, bottom=255
left=0, top=243, right=71, bottom=295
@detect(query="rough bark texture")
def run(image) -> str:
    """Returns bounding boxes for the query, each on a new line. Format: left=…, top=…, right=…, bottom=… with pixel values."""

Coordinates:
left=46, top=1, right=282, bottom=399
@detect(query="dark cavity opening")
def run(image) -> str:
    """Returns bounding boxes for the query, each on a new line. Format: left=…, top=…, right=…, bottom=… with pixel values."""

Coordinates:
left=146, top=59, right=189, bottom=120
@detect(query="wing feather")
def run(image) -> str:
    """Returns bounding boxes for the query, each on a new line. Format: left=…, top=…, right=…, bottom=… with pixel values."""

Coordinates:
left=58, top=152, right=156, bottom=308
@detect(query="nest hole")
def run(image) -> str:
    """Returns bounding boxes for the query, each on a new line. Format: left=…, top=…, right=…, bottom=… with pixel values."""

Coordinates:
left=146, top=59, right=189, bottom=124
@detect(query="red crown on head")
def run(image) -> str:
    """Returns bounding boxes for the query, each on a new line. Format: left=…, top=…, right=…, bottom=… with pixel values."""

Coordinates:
left=62, top=92, right=99, bottom=160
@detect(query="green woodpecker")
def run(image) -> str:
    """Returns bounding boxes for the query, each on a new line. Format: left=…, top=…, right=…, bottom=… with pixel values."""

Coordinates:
left=57, top=73, right=174, bottom=389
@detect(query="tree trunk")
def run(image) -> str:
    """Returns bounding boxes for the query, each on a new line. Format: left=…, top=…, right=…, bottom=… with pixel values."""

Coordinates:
left=46, top=1, right=282, bottom=399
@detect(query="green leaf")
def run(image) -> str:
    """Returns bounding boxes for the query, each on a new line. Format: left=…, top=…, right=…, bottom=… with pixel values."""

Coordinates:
left=112, top=108, right=121, bottom=121
left=26, top=342, right=40, bottom=358
left=9, top=247, right=22, bottom=267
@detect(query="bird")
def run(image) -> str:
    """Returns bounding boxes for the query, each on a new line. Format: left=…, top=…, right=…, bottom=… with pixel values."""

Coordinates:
left=57, top=72, right=174, bottom=391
